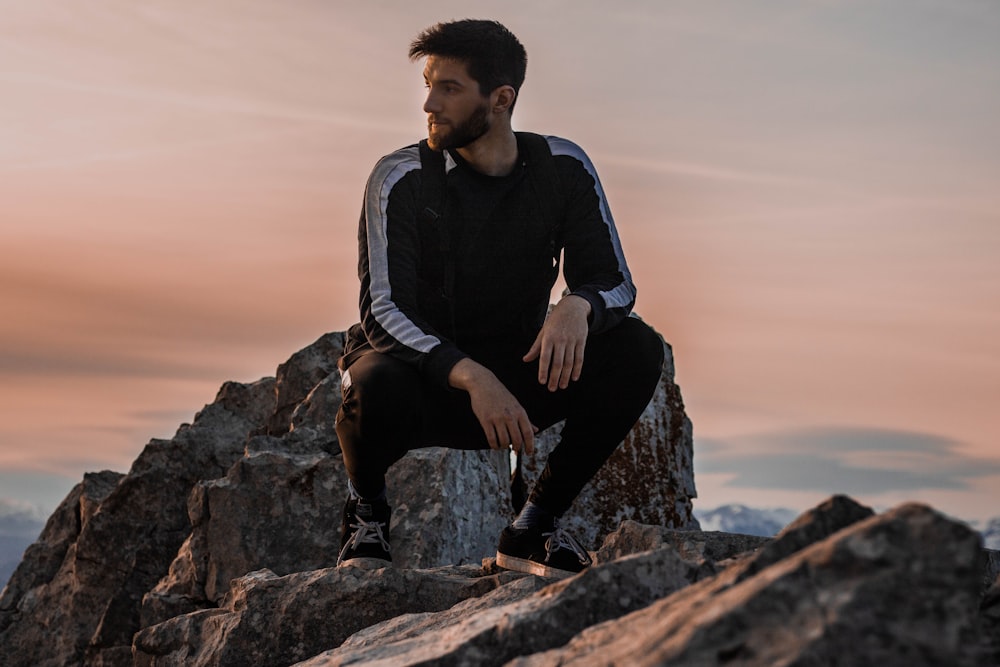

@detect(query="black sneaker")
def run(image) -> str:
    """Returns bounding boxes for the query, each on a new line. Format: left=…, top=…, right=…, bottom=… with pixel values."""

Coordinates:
left=337, top=497, right=392, bottom=567
left=496, top=519, right=592, bottom=578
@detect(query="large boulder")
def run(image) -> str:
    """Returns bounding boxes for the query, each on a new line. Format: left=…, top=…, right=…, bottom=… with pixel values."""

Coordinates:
left=521, top=333, right=698, bottom=550
left=513, top=503, right=986, bottom=667
left=133, top=564, right=534, bottom=667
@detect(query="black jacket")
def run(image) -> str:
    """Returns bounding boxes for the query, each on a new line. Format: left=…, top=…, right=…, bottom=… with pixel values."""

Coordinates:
left=342, top=134, right=637, bottom=389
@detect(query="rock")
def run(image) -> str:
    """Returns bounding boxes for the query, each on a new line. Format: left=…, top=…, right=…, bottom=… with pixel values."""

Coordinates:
left=299, top=546, right=700, bottom=666
left=594, top=519, right=770, bottom=566
left=0, top=379, right=273, bottom=667
left=264, top=332, right=343, bottom=437
left=982, top=548, right=1000, bottom=593
left=132, top=564, right=532, bottom=667
left=0, top=470, right=122, bottom=629
left=980, top=575, right=1000, bottom=664
left=144, top=443, right=512, bottom=627
left=513, top=503, right=985, bottom=667
left=387, top=447, right=513, bottom=570
left=739, top=493, right=875, bottom=578
left=141, top=449, right=347, bottom=627
left=0, top=325, right=702, bottom=666
left=520, top=335, right=698, bottom=551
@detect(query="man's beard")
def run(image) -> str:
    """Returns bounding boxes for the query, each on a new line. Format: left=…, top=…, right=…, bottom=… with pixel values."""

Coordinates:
left=428, top=102, right=490, bottom=151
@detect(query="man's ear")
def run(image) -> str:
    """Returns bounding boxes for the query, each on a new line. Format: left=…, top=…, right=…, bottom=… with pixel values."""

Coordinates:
left=492, top=85, right=516, bottom=114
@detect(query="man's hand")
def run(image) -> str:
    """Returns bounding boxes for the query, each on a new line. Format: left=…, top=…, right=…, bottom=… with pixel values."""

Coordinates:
left=449, top=358, right=537, bottom=455
left=523, top=294, right=592, bottom=392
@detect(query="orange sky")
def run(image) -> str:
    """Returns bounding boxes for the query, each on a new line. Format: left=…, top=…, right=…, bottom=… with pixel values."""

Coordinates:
left=2, top=1, right=998, bottom=521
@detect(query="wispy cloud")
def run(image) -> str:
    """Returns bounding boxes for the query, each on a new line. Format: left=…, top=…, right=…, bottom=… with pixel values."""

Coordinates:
left=697, top=426, right=1000, bottom=495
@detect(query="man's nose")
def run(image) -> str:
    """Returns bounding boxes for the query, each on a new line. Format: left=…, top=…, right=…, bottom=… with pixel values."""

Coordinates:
left=423, top=89, right=442, bottom=114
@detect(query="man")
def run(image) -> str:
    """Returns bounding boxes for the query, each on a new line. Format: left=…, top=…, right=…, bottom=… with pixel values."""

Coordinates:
left=336, top=19, right=664, bottom=577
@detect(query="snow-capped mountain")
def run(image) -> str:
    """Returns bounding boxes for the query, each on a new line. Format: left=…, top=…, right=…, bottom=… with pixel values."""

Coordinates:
left=697, top=504, right=1000, bottom=549
left=975, top=517, right=1000, bottom=550
left=694, top=504, right=799, bottom=537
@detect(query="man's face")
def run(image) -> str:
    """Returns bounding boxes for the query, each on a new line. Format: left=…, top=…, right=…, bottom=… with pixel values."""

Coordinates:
left=422, top=56, right=492, bottom=151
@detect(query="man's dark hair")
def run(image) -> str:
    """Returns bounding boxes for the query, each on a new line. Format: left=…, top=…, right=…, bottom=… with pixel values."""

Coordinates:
left=409, top=19, right=527, bottom=111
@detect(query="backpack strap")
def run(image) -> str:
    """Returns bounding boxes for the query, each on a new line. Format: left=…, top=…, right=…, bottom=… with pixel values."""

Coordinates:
left=516, top=132, right=565, bottom=270
left=418, top=139, right=447, bottom=228
left=418, top=140, right=457, bottom=337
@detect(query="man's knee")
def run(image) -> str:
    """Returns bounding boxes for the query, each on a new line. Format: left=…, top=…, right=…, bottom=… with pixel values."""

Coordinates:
left=338, top=352, right=421, bottom=428
left=591, top=317, right=664, bottom=380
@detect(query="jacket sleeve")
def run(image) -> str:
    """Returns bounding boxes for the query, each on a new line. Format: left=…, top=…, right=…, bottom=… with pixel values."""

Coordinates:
left=355, top=146, right=468, bottom=389
left=547, top=137, right=637, bottom=333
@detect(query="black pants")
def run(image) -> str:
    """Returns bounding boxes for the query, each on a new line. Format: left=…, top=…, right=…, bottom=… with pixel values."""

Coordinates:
left=335, top=317, right=664, bottom=517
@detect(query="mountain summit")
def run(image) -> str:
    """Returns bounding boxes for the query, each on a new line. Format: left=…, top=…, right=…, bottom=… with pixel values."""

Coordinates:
left=1, top=327, right=998, bottom=665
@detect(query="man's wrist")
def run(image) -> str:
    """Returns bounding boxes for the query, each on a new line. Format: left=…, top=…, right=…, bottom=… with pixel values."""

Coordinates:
left=447, top=357, right=491, bottom=392
left=561, top=293, right=593, bottom=318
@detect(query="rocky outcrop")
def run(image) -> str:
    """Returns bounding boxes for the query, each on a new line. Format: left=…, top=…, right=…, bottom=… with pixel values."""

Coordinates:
left=0, top=324, right=698, bottom=666
left=131, top=496, right=999, bottom=666
left=11, top=325, right=995, bottom=665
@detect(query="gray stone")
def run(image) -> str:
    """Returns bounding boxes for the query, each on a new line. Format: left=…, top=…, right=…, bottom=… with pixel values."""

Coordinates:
left=144, top=444, right=513, bottom=628
left=513, top=503, right=985, bottom=667
left=133, top=564, right=531, bottom=667
left=595, top=519, right=770, bottom=566
left=298, top=545, right=699, bottom=667
left=265, top=332, right=343, bottom=436
left=0, top=470, right=122, bottom=627
left=388, top=447, right=513, bottom=570
left=980, top=575, right=1000, bottom=665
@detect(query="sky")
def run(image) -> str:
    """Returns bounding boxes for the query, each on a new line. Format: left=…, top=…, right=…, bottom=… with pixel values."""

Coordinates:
left=2, top=0, right=998, bottom=524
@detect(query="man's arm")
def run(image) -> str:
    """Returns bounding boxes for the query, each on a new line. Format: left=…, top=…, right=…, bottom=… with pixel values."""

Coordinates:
left=548, top=137, right=637, bottom=334
left=356, top=147, right=469, bottom=388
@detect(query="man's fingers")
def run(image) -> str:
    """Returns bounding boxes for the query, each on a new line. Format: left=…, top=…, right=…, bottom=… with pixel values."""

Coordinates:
left=547, top=343, right=570, bottom=391
left=516, top=417, right=536, bottom=456
left=537, top=342, right=553, bottom=385
left=523, top=335, right=541, bottom=363
left=572, top=342, right=585, bottom=381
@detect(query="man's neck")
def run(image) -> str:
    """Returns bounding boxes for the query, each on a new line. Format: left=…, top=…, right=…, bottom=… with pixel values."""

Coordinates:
left=455, top=123, right=518, bottom=177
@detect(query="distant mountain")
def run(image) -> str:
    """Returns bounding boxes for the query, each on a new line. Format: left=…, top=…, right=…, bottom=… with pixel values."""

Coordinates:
left=698, top=504, right=1000, bottom=550
left=980, top=518, right=1000, bottom=550
left=0, top=502, right=46, bottom=591
left=694, top=504, right=800, bottom=537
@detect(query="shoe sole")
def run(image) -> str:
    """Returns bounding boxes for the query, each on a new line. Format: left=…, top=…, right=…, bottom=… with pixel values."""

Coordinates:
left=495, top=552, right=581, bottom=578
left=338, top=557, right=392, bottom=570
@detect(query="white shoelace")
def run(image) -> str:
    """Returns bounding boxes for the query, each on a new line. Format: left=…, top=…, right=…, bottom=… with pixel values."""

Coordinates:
left=542, top=523, right=591, bottom=566
left=337, top=515, right=390, bottom=565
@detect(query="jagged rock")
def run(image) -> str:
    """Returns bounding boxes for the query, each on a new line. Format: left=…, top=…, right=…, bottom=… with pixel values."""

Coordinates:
left=982, top=548, right=1000, bottom=593
left=144, top=444, right=512, bottom=627
left=520, top=335, right=698, bottom=551
left=0, top=470, right=122, bottom=628
left=265, top=332, right=343, bottom=437
left=298, top=545, right=700, bottom=666
left=141, top=449, right=347, bottom=627
left=283, top=371, right=343, bottom=454
left=739, top=493, right=875, bottom=578
left=0, top=379, right=274, bottom=667
left=980, top=575, right=1000, bottom=664
left=513, top=503, right=985, bottom=667
left=594, top=519, right=769, bottom=566
left=132, top=564, right=532, bottom=667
